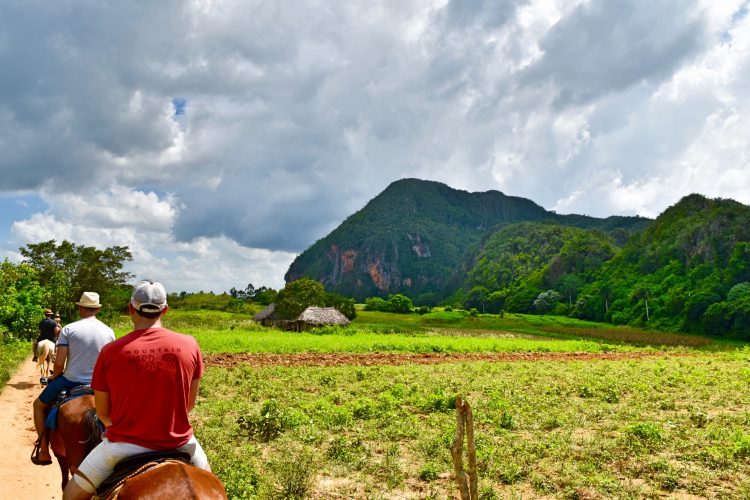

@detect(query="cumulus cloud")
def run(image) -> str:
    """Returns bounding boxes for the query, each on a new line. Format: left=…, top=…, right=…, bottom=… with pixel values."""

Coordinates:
left=1, top=0, right=750, bottom=290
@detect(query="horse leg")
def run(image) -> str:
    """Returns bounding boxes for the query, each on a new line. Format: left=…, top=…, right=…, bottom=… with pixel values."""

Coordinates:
left=55, top=452, right=69, bottom=490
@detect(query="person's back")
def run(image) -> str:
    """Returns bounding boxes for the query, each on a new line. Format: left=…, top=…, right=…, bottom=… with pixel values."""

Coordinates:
left=94, top=326, right=202, bottom=448
left=59, top=315, right=115, bottom=384
left=38, top=317, right=57, bottom=343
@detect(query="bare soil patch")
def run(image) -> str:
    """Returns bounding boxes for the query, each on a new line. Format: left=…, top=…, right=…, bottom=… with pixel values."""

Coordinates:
left=205, top=350, right=692, bottom=368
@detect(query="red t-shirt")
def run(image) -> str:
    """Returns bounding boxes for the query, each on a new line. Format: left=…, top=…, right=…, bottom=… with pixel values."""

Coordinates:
left=91, top=327, right=205, bottom=449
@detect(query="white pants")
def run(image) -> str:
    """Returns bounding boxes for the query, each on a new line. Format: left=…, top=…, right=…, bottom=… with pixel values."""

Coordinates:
left=73, top=435, right=209, bottom=493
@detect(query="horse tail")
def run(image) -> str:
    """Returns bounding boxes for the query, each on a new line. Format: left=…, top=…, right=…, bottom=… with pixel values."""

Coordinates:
left=80, top=408, right=105, bottom=455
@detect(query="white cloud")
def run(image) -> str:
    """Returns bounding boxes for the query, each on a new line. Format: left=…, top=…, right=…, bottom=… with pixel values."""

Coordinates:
left=1, top=0, right=750, bottom=291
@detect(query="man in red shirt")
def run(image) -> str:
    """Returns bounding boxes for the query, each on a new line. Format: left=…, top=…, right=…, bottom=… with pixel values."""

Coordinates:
left=63, top=280, right=211, bottom=500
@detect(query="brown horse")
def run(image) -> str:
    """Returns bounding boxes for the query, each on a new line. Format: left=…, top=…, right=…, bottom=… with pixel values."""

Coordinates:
left=48, top=393, right=99, bottom=490
left=105, top=461, right=228, bottom=499
left=48, top=394, right=227, bottom=498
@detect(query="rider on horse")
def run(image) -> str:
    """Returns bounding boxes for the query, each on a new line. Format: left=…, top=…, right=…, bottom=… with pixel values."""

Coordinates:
left=32, top=293, right=115, bottom=465
left=32, top=308, right=59, bottom=362
left=63, top=280, right=212, bottom=500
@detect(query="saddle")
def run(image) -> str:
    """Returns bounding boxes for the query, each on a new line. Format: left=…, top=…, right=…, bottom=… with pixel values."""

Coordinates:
left=95, top=450, right=192, bottom=500
left=45, top=385, right=94, bottom=430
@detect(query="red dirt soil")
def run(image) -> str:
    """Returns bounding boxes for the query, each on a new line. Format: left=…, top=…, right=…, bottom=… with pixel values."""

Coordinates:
left=204, top=350, right=692, bottom=368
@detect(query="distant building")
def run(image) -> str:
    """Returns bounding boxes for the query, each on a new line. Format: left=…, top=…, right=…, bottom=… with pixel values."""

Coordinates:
left=252, top=304, right=350, bottom=331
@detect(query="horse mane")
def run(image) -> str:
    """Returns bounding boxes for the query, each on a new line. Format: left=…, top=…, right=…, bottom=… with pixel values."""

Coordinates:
left=80, top=408, right=104, bottom=455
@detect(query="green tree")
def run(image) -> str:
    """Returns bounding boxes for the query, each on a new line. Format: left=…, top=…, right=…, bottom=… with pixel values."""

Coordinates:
left=324, top=292, right=357, bottom=320
left=464, top=286, right=489, bottom=313
left=364, top=297, right=388, bottom=311
left=386, top=294, right=413, bottom=313
left=533, top=290, right=561, bottom=315
left=486, top=290, right=507, bottom=314
left=19, top=240, right=133, bottom=318
left=557, top=274, right=583, bottom=307
left=275, top=278, right=326, bottom=320
left=631, top=286, right=652, bottom=322
left=0, top=260, right=46, bottom=340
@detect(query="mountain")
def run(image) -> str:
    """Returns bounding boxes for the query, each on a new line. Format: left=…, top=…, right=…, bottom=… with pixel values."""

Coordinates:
left=285, top=178, right=650, bottom=303
left=576, top=194, right=750, bottom=337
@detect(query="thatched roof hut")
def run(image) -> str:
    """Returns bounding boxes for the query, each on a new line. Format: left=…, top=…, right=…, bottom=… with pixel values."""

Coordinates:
left=253, top=304, right=350, bottom=331
left=296, top=306, right=350, bottom=328
left=252, top=303, right=276, bottom=322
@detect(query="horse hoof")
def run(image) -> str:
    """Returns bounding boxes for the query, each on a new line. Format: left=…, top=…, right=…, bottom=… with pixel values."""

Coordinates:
left=40, top=377, right=48, bottom=386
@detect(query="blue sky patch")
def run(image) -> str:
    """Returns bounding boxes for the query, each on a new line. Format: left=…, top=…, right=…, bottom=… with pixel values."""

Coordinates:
left=172, top=97, right=187, bottom=116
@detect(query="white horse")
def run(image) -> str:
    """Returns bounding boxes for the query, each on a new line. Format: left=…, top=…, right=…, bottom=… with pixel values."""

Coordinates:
left=35, top=339, right=56, bottom=384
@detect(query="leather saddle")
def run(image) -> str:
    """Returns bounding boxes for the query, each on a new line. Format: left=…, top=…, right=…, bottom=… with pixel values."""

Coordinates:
left=96, top=450, right=192, bottom=499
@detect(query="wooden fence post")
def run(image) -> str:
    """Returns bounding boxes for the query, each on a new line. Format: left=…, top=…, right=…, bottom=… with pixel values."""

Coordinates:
left=451, top=396, right=478, bottom=500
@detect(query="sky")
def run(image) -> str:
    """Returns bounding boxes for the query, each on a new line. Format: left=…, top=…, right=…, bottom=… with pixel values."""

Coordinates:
left=1, top=0, right=750, bottom=294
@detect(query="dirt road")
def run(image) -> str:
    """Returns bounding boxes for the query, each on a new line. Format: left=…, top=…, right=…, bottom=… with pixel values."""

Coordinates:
left=0, top=357, right=62, bottom=499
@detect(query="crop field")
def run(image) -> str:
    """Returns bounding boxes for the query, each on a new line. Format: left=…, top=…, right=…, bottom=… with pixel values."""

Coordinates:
left=3, top=309, right=749, bottom=498
left=153, top=309, right=748, bottom=499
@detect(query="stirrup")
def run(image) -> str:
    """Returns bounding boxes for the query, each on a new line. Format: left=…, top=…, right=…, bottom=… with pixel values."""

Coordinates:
left=30, top=438, right=52, bottom=466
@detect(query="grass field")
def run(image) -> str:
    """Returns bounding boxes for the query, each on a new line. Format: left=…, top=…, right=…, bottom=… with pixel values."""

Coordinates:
left=161, top=309, right=749, bottom=499
left=3, top=308, right=749, bottom=498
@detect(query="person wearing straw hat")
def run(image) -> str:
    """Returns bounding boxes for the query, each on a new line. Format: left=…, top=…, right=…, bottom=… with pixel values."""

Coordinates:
left=63, top=280, right=210, bottom=499
left=31, top=292, right=115, bottom=466
left=32, top=308, right=59, bottom=362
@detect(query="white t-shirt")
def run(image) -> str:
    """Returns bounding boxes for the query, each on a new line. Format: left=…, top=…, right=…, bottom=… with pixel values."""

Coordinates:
left=57, top=316, right=115, bottom=384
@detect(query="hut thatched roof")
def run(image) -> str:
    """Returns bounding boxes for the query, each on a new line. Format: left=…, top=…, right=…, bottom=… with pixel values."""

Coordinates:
left=296, top=306, right=350, bottom=326
left=252, top=303, right=276, bottom=321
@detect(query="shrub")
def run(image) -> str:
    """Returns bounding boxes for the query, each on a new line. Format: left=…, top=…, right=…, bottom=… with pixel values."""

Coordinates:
left=237, top=399, right=288, bottom=442
left=268, top=443, right=315, bottom=499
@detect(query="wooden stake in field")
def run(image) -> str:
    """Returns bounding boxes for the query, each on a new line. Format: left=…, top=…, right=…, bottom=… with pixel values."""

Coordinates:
left=450, top=396, right=478, bottom=500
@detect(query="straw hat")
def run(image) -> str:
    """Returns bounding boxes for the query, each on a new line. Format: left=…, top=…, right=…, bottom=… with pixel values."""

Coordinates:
left=75, top=292, right=102, bottom=309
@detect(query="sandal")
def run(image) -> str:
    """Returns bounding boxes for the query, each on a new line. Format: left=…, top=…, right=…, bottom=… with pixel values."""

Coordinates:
left=30, top=439, right=52, bottom=466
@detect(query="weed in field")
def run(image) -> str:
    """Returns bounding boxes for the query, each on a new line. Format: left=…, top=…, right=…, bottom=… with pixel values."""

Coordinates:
left=327, top=435, right=367, bottom=467
left=267, top=442, right=316, bottom=500
left=658, top=399, right=676, bottom=410
left=418, top=392, right=456, bottom=413
left=530, top=472, right=556, bottom=494
left=371, top=443, right=404, bottom=489
left=478, top=483, right=498, bottom=499
left=689, top=407, right=709, bottom=428
left=497, top=410, right=515, bottom=430
left=625, top=422, right=662, bottom=452
left=237, top=398, right=290, bottom=442
left=350, top=397, right=377, bottom=420
left=731, top=431, right=750, bottom=458
left=541, top=414, right=562, bottom=430
left=578, top=385, right=595, bottom=398
left=496, top=461, right=525, bottom=484
left=418, top=462, right=439, bottom=482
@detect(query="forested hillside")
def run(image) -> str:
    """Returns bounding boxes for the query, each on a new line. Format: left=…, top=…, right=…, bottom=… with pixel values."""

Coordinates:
left=462, top=222, right=617, bottom=314
left=286, top=178, right=648, bottom=303
left=575, top=194, right=750, bottom=337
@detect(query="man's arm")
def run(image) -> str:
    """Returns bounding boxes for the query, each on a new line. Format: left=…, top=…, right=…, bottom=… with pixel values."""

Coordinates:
left=49, top=345, right=68, bottom=380
left=94, top=390, right=112, bottom=427
left=188, top=378, right=200, bottom=412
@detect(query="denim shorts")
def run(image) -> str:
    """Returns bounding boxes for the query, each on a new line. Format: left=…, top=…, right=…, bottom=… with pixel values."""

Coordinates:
left=38, top=375, right=83, bottom=405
